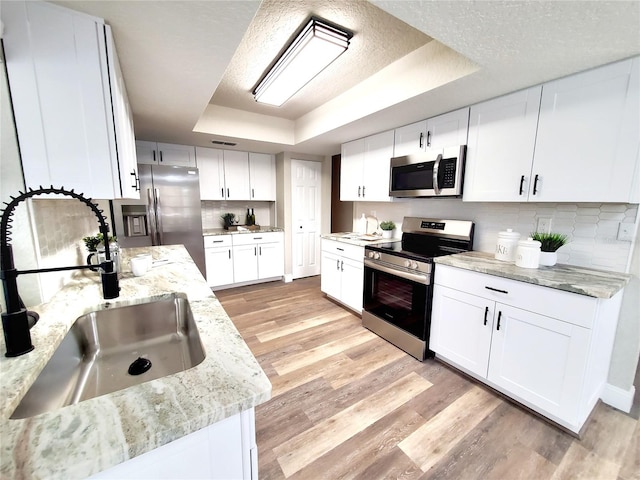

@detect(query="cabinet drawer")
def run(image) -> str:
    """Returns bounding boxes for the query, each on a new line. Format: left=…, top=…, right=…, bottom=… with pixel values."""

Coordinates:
left=321, top=239, right=364, bottom=262
left=204, top=235, right=232, bottom=248
left=434, top=264, right=597, bottom=328
left=232, top=231, right=282, bottom=246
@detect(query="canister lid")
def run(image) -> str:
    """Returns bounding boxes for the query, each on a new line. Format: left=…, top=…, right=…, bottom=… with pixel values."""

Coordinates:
left=498, top=228, right=521, bottom=239
left=518, top=237, right=541, bottom=248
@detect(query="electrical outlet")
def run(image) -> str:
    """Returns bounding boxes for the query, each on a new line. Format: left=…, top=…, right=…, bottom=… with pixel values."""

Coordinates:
left=617, top=222, right=636, bottom=241
left=536, top=217, right=552, bottom=233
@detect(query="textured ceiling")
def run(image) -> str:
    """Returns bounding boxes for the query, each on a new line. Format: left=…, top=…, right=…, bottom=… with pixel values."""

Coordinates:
left=50, top=0, right=640, bottom=156
left=210, top=0, right=432, bottom=120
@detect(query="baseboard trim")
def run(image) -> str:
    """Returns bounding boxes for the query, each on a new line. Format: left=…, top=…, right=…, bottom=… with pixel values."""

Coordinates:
left=283, top=274, right=293, bottom=283
left=601, top=383, right=635, bottom=413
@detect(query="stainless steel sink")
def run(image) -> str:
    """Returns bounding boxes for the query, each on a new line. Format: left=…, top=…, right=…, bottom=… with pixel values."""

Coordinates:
left=11, top=294, right=206, bottom=419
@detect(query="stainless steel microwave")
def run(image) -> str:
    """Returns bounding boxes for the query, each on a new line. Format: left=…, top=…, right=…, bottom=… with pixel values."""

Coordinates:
left=389, top=145, right=466, bottom=198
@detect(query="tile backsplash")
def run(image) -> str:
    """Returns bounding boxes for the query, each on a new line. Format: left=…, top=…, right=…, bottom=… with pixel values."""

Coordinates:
left=355, top=200, right=638, bottom=273
left=201, top=201, right=275, bottom=230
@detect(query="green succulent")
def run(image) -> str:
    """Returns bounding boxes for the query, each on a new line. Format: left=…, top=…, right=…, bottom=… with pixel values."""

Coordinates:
left=83, top=233, right=116, bottom=252
left=530, top=232, right=568, bottom=252
left=379, top=221, right=396, bottom=231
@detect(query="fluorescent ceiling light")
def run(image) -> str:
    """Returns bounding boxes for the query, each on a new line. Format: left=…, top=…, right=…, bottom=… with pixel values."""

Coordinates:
left=253, top=17, right=352, bottom=107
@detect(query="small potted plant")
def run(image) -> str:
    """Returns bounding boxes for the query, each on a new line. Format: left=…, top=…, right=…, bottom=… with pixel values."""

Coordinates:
left=380, top=220, right=396, bottom=239
left=530, top=232, right=568, bottom=266
left=221, top=213, right=236, bottom=229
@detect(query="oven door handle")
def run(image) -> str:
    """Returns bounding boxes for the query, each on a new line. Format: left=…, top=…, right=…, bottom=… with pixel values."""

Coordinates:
left=364, top=258, right=429, bottom=285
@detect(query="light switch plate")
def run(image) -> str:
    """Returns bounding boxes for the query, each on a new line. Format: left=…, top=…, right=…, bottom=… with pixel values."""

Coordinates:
left=617, top=222, right=636, bottom=241
left=536, top=217, right=552, bottom=234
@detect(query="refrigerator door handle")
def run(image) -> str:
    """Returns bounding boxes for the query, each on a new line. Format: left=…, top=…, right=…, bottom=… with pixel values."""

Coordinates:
left=147, top=188, right=159, bottom=245
left=154, top=188, right=165, bottom=245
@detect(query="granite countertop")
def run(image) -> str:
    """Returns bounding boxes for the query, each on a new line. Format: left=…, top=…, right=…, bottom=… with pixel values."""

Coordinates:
left=321, top=232, right=402, bottom=247
left=434, top=251, right=632, bottom=299
left=203, top=226, right=283, bottom=236
left=0, top=245, right=271, bottom=479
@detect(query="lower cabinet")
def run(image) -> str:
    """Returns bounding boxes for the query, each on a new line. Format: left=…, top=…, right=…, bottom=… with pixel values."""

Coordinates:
left=204, top=235, right=234, bottom=288
left=204, top=232, right=284, bottom=289
left=89, top=408, right=258, bottom=480
left=430, top=264, right=623, bottom=434
left=320, top=239, right=364, bottom=313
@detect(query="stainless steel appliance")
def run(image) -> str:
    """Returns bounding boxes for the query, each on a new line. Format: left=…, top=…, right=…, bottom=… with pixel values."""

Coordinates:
left=112, top=165, right=205, bottom=276
left=389, top=145, right=466, bottom=198
left=362, top=217, right=474, bottom=360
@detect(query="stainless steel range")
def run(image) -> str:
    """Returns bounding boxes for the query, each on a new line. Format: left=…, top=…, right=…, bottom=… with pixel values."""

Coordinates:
left=362, top=217, right=474, bottom=360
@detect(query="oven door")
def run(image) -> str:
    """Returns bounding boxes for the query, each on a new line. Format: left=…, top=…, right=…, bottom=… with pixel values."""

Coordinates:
left=362, top=259, right=433, bottom=360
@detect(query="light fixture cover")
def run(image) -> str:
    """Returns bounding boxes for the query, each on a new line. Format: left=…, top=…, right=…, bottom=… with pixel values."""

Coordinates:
left=253, top=17, right=352, bottom=106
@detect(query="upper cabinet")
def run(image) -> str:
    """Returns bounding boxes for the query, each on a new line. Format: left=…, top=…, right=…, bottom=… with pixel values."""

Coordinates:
left=2, top=1, right=139, bottom=199
left=249, top=153, right=276, bottom=201
left=197, top=147, right=275, bottom=201
left=463, top=87, right=542, bottom=202
left=532, top=57, right=639, bottom=203
left=136, top=141, right=196, bottom=167
left=340, top=130, right=395, bottom=202
left=463, top=57, right=639, bottom=203
left=393, top=108, right=470, bottom=157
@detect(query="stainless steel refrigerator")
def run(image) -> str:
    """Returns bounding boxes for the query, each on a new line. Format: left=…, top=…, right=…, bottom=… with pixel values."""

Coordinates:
left=112, top=164, right=205, bottom=276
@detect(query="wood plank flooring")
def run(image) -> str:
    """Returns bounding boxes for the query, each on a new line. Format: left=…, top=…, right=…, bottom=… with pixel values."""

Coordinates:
left=215, top=277, right=639, bottom=480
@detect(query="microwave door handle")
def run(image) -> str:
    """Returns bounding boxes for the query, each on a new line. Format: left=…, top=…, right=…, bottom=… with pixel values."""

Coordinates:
left=433, top=153, right=442, bottom=195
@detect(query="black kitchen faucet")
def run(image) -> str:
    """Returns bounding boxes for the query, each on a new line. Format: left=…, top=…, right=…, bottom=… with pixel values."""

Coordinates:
left=0, top=186, right=120, bottom=357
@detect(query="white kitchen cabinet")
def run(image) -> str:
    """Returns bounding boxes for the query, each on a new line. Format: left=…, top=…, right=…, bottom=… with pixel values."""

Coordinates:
left=90, top=408, right=257, bottom=480
left=320, top=239, right=364, bottom=313
left=2, top=0, right=139, bottom=199
left=224, top=150, right=251, bottom=200
left=430, top=264, right=624, bottom=434
left=462, top=86, right=542, bottom=201
left=463, top=57, right=640, bottom=203
left=204, top=235, right=234, bottom=288
left=340, top=130, right=395, bottom=202
left=137, top=141, right=197, bottom=167
left=249, top=153, right=276, bottom=201
left=531, top=57, right=639, bottom=202
left=393, top=108, right=470, bottom=157
left=232, top=232, right=284, bottom=284
left=197, top=147, right=226, bottom=201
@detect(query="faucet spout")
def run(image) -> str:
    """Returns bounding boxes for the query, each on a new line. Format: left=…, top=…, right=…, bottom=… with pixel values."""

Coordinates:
left=1, top=186, right=120, bottom=357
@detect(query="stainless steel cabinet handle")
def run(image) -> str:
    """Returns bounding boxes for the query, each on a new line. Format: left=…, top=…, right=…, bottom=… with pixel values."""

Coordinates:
left=426, top=130, right=432, bottom=147
left=259, top=246, right=262, bottom=255
left=519, top=175, right=525, bottom=195
left=341, top=260, right=344, bottom=272
left=358, top=186, right=361, bottom=197
left=221, top=188, right=224, bottom=198
left=433, top=153, right=442, bottom=195
left=485, top=286, right=508, bottom=294
left=130, top=170, right=140, bottom=191
left=227, top=188, right=230, bottom=198
left=228, top=249, right=231, bottom=259
left=496, top=311, right=502, bottom=330
left=152, top=151, right=157, bottom=163
left=362, top=186, right=366, bottom=197
left=419, top=132, right=424, bottom=149
left=159, top=151, right=163, bottom=163
left=533, top=174, right=539, bottom=195
left=484, top=306, right=489, bottom=326
left=336, top=259, right=340, bottom=270
left=254, top=247, right=257, bottom=256
left=252, top=188, right=255, bottom=198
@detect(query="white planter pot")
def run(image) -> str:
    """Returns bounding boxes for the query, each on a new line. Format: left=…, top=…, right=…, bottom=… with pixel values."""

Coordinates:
left=381, top=229, right=394, bottom=239
left=539, top=251, right=558, bottom=266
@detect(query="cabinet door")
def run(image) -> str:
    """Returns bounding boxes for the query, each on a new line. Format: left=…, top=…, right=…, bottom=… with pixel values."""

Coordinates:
left=463, top=86, right=542, bottom=202
left=205, top=247, right=234, bottom=287
left=2, top=1, right=121, bottom=199
left=340, top=139, right=364, bottom=201
left=340, top=257, right=364, bottom=313
left=223, top=151, right=251, bottom=200
left=320, top=251, right=342, bottom=300
left=487, top=304, right=590, bottom=424
left=196, top=147, right=225, bottom=200
left=156, top=143, right=196, bottom=167
left=532, top=58, right=639, bottom=202
left=257, top=242, right=284, bottom=279
left=430, top=286, right=494, bottom=378
left=362, top=130, right=395, bottom=201
left=249, top=153, right=276, bottom=201
left=135, top=141, right=158, bottom=165
left=426, top=108, right=470, bottom=150
left=233, top=244, right=258, bottom=283
left=393, top=121, right=427, bottom=157
left=105, top=26, right=139, bottom=199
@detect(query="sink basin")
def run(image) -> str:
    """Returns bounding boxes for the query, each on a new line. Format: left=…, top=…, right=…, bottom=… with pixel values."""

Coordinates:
left=11, top=293, right=206, bottom=419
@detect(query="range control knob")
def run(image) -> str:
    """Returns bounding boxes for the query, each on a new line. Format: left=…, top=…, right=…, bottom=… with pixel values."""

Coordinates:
left=374, top=252, right=381, bottom=260
left=368, top=251, right=375, bottom=258
left=411, top=261, right=419, bottom=270
left=404, top=260, right=411, bottom=268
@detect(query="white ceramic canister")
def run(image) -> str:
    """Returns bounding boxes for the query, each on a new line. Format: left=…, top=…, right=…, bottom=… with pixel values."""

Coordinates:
left=495, top=229, right=521, bottom=262
left=515, top=237, right=542, bottom=269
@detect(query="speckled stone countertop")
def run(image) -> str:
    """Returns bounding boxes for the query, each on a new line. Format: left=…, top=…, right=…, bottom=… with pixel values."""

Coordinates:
left=0, top=245, right=271, bottom=479
left=321, top=232, right=402, bottom=247
left=434, top=251, right=632, bottom=299
left=203, top=226, right=283, bottom=236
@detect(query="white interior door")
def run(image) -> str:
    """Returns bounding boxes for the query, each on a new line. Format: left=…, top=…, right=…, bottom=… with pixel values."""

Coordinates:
left=291, top=159, right=321, bottom=279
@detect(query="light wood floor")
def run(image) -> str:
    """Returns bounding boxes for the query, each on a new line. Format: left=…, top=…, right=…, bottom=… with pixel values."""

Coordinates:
left=216, top=277, right=639, bottom=480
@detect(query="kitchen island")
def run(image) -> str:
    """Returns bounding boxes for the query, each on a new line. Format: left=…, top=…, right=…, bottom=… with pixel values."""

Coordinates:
left=0, top=245, right=271, bottom=479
